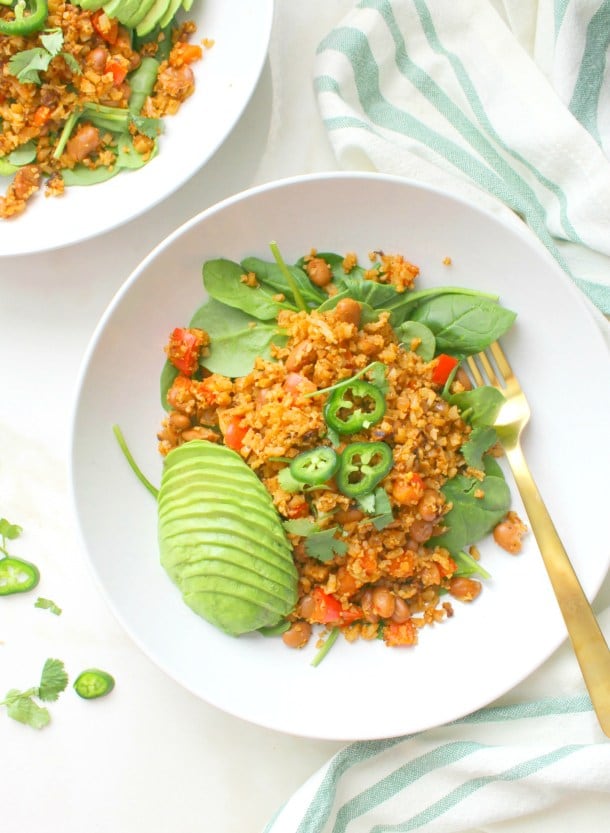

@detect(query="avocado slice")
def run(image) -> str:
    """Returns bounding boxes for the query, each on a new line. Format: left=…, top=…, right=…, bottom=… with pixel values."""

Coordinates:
left=103, top=0, right=141, bottom=25
left=122, top=0, right=157, bottom=28
left=78, top=0, right=106, bottom=10
left=158, top=441, right=298, bottom=636
left=159, top=0, right=183, bottom=29
left=136, top=0, right=172, bottom=37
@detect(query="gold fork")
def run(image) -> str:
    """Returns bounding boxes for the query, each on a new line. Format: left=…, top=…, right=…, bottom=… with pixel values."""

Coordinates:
left=467, top=341, right=610, bottom=737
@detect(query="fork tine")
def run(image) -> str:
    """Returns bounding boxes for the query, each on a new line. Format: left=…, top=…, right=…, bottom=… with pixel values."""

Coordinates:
left=489, top=340, right=512, bottom=380
left=466, top=355, right=484, bottom=387
left=478, top=350, right=500, bottom=387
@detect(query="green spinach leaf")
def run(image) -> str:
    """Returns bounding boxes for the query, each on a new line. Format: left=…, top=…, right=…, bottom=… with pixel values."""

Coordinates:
left=396, top=320, right=436, bottom=360
left=447, top=386, right=505, bottom=426
left=191, top=298, right=287, bottom=377
left=203, top=258, right=292, bottom=320
left=241, top=256, right=326, bottom=308
left=410, top=293, right=517, bottom=354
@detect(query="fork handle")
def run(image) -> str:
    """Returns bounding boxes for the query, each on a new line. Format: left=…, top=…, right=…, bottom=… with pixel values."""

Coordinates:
left=506, top=444, right=610, bottom=737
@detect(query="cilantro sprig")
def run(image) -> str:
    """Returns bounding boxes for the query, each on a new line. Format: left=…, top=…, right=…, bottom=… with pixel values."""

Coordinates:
left=8, top=28, right=81, bottom=85
left=1, top=658, right=68, bottom=729
left=283, top=519, right=348, bottom=562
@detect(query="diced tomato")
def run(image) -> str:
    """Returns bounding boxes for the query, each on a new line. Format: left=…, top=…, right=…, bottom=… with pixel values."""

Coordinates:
left=224, top=418, right=248, bottom=451
left=91, top=10, right=118, bottom=44
left=105, top=58, right=128, bottom=86
left=339, top=606, right=362, bottom=625
left=169, top=42, right=203, bottom=67
left=32, top=105, right=52, bottom=127
left=165, top=327, right=206, bottom=376
left=431, top=353, right=459, bottom=385
left=310, top=588, right=343, bottom=624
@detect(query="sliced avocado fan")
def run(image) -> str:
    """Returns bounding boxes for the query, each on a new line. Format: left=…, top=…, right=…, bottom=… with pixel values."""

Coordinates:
left=158, top=440, right=298, bottom=636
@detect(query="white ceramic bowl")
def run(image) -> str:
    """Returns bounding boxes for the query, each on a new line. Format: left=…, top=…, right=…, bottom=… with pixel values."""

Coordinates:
left=0, top=0, right=273, bottom=255
left=70, top=172, right=610, bottom=740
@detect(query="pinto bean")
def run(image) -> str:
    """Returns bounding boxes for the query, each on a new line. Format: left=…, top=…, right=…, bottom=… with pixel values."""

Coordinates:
left=87, top=46, right=108, bottom=73
left=282, top=621, right=311, bottom=649
left=285, top=340, right=315, bottom=372
left=66, top=123, right=100, bottom=162
left=334, top=298, right=362, bottom=326
left=306, top=257, right=332, bottom=287
left=449, top=577, right=482, bottom=602
left=493, top=512, right=527, bottom=554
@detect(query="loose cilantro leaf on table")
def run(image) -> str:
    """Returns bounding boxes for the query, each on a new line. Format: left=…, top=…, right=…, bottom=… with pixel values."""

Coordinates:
left=1, top=658, right=68, bottom=729
left=34, top=596, right=62, bottom=616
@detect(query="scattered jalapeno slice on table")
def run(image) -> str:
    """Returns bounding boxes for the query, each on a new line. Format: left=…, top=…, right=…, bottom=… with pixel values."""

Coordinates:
left=324, top=380, right=386, bottom=435
left=0, top=556, right=40, bottom=595
left=0, top=1, right=49, bottom=37
left=289, top=446, right=339, bottom=485
left=336, top=441, right=393, bottom=498
left=73, top=668, right=115, bottom=700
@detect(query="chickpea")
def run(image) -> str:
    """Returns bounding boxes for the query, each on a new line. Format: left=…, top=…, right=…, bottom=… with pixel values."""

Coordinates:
left=157, top=425, right=177, bottom=444
left=285, top=339, right=315, bottom=372
left=409, top=519, right=434, bottom=543
left=449, top=577, right=482, bottom=602
left=334, top=298, right=362, bottom=326
left=306, top=257, right=333, bottom=287
left=417, top=489, right=444, bottom=522
left=282, top=621, right=312, bottom=649
left=297, top=594, right=315, bottom=619
left=335, top=566, right=358, bottom=597
left=391, top=597, right=411, bottom=623
left=169, top=411, right=191, bottom=430
left=493, top=512, right=527, bottom=554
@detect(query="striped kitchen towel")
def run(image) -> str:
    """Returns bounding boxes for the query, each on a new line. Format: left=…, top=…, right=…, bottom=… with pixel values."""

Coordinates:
left=313, top=0, right=610, bottom=316
left=263, top=695, right=610, bottom=833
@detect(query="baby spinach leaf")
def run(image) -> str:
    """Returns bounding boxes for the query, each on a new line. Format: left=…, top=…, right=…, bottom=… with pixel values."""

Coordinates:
left=114, top=134, right=151, bottom=170
left=431, top=458, right=511, bottom=554
left=160, top=359, right=179, bottom=411
left=8, top=141, right=37, bottom=166
left=190, top=298, right=287, bottom=377
left=453, top=550, right=491, bottom=579
left=447, top=386, right=505, bottom=426
left=241, top=257, right=326, bottom=308
left=396, top=321, right=436, bottom=360
left=61, top=165, right=119, bottom=186
left=295, top=251, right=369, bottom=285
left=203, top=259, right=293, bottom=320
left=409, top=294, right=517, bottom=354
left=461, top=425, right=498, bottom=469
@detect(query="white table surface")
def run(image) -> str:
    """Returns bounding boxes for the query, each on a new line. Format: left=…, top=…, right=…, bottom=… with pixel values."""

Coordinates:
left=1, top=4, right=608, bottom=833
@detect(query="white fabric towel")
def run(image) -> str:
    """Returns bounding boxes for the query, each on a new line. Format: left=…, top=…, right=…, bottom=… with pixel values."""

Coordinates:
left=313, top=0, right=610, bottom=316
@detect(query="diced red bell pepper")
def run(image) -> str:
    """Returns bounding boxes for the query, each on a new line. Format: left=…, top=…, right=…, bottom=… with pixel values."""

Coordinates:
left=224, top=418, right=248, bottom=451
left=310, top=587, right=343, bottom=624
left=165, top=327, right=205, bottom=376
left=431, top=353, right=458, bottom=385
left=105, top=58, right=128, bottom=86
left=91, top=10, right=118, bottom=44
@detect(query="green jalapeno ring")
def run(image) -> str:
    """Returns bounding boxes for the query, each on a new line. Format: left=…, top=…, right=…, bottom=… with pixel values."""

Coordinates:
left=336, top=441, right=393, bottom=498
left=0, top=556, right=40, bottom=595
left=324, top=380, right=386, bottom=435
left=73, top=668, right=115, bottom=700
left=0, top=1, right=48, bottom=37
left=289, top=446, right=339, bottom=485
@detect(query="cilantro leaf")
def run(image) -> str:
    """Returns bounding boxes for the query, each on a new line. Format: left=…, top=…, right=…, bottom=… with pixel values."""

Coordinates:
left=357, top=487, right=394, bottom=530
left=282, top=518, right=317, bottom=536
left=4, top=690, right=50, bottom=730
left=367, top=361, right=390, bottom=395
left=8, top=48, right=54, bottom=85
left=34, top=597, right=62, bottom=616
left=0, top=518, right=22, bottom=541
left=453, top=550, right=491, bottom=579
left=40, top=29, right=64, bottom=57
left=38, top=658, right=68, bottom=702
left=61, top=52, right=81, bottom=75
left=304, top=527, right=348, bottom=562
left=130, top=114, right=164, bottom=140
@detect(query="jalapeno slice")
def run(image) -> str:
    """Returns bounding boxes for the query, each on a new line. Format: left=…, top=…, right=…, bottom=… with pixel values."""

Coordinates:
left=324, top=380, right=386, bottom=435
left=73, top=669, right=115, bottom=700
left=0, top=556, right=40, bottom=596
left=336, top=441, right=393, bottom=498
left=0, top=1, right=48, bottom=37
left=289, top=446, right=339, bottom=485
